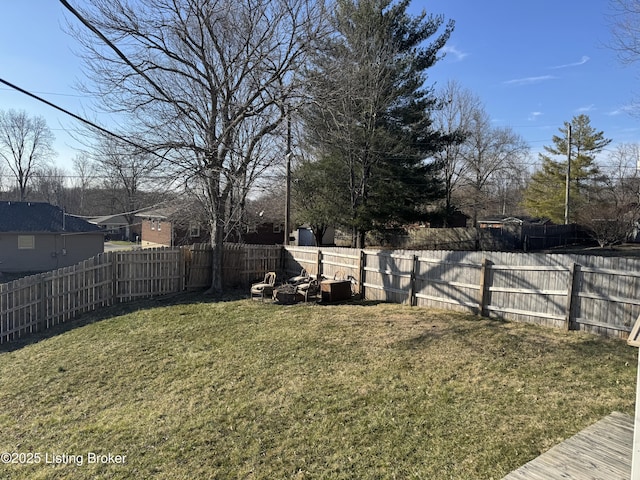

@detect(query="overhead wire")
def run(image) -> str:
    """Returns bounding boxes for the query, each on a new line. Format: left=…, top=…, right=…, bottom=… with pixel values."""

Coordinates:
left=0, top=77, right=168, bottom=163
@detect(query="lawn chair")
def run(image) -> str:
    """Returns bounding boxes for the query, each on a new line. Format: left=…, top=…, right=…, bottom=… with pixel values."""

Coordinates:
left=296, top=278, right=319, bottom=303
left=250, top=271, right=277, bottom=301
left=288, top=268, right=310, bottom=285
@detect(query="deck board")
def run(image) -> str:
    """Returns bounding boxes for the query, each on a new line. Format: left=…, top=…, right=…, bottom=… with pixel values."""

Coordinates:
left=502, top=411, right=633, bottom=480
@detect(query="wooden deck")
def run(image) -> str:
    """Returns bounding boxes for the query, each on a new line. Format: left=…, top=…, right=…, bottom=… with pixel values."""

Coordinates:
left=502, top=411, right=633, bottom=480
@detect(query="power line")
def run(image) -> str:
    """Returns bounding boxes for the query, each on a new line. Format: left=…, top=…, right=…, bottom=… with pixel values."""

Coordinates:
left=0, top=77, right=167, bottom=162
left=0, top=78, right=117, bottom=141
left=0, top=87, right=86, bottom=98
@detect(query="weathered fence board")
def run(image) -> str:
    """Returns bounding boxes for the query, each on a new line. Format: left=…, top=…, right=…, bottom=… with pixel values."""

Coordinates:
left=284, top=246, right=640, bottom=340
left=185, top=243, right=212, bottom=290
left=363, top=252, right=414, bottom=304
left=415, top=256, right=482, bottom=311
left=283, top=246, right=320, bottom=279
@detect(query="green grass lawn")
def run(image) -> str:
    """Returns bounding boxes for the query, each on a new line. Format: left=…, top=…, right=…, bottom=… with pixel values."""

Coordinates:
left=0, top=295, right=636, bottom=479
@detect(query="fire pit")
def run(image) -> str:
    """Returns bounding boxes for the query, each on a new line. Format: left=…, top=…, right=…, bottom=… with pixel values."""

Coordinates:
left=273, top=284, right=299, bottom=304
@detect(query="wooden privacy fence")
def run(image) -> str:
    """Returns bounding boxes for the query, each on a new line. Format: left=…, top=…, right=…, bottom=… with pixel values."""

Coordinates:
left=4, top=243, right=640, bottom=344
left=0, top=243, right=281, bottom=344
left=184, top=243, right=281, bottom=289
left=284, top=246, right=640, bottom=339
left=1, top=248, right=184, bottom=344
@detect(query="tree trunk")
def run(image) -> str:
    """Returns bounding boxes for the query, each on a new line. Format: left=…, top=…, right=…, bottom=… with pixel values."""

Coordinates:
left=313, top=226, right=326, bottom=247
left=206, top=171, right=226, bottom=295
left=208, top=215, right=225, bottom=295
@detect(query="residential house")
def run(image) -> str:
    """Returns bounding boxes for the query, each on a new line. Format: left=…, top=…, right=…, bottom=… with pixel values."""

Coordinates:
left=88, top=213, right=141, bottom=242
left=137, top=206, right=208, bottom=247
left=0, top=201, right=104, bottom=272
left=242, top=221, right=285, bottom=245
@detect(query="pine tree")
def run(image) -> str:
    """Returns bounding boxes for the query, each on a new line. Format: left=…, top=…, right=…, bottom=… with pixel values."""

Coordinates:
left=523, top=114, right=611, bottom=223
left=301, top=0, right=453, bottom=247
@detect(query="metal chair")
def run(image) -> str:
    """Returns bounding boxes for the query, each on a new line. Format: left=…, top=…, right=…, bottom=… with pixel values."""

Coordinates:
left=250, top=271, right=277, bottom=301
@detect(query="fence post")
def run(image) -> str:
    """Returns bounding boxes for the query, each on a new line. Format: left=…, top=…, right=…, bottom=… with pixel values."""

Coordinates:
left=180, top=247, right=187, bottom=291
left=359, top=249, right=366, bottom=300
left=316, top=249, right=323, bottom=279
left=410, top=254, right=418, bottom=307
left=478, top=258, right=492, bottom=317
left=111, top=251, right=118, bottom=305
left=39, top=273, right=47, bottom=332
left=565, top=263, right=581, bottom=330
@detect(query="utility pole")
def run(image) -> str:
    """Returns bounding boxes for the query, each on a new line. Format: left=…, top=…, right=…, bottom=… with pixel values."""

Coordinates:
left=284, top=112, right=292, bottom=246
left=564, top=124, right=572, bottom=225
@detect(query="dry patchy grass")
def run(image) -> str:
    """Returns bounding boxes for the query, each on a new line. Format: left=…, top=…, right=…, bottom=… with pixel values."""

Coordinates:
left=0, top=296, right=635, bottom=479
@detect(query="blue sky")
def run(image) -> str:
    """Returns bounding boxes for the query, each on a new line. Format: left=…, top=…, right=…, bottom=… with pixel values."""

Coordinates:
left=422, top=0, right=640, bottom=167
left=0, top=1, right=639, bottom=172
left=0, top=1, right=87, bottom=170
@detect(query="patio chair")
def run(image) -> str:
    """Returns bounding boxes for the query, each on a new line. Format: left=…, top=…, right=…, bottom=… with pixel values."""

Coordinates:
left=346, top=274, right=359, bottom=296
left=288, top=268, right=310, bottom=285
left=250, top=271, right=277, bottom=301
left=296, top=278, right=319, bottom=303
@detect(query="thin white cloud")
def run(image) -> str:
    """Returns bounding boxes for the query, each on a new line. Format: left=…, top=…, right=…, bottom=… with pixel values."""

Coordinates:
left=528, top=111, right=543, bottom=121
left=503, top=75, right=557, bottom=86
left=442, top=45, right=468, bottom=61
left=550, top=55, right=590, bottom=69
left=576, top=104, right=596, bottom=113
left=608, top=104, right=638, bottom=116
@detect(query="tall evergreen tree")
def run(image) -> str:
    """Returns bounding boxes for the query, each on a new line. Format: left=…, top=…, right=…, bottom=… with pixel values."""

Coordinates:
left=523, top=114, right=611, bottom=223
left=292, top=154, right=348, bottom=246
left=302, top=0, right=453, bottom=247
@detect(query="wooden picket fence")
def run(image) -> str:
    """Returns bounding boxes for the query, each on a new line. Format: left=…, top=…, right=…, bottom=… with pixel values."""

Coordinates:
left=284, top=246, right=640, bottom=340
left=0, top=243, right=281, bottom=344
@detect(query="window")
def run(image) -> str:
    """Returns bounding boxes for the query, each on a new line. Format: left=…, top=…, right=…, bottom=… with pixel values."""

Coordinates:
left=18, top=235, right=35, bottom=250
left=157, top=220, right=162, bottom=232
left=273, top=224, right=282, bottom=233
left=189, top=222, right=200, bottom=237
left=150, top=219, right=156, bottom=230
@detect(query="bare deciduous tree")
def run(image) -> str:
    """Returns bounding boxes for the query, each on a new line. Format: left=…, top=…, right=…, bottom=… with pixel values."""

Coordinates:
left=32, top=165, right=68, bottom=207
left=63, top=0, right=324, bottom=293
left=91, top=135, right=164, bottom=231
left=578, top=142, right=640, bottom=246
left=432, top=80, right=480, bottom=224
left=0, top=109, right=55, bottom=201
left=457, top=108, right=529, bottom=225
left=609, top=0, right=640, bottom=64
left=71, top=153, right=96, bottom=215
left=608, top=0, right=640, bottom=112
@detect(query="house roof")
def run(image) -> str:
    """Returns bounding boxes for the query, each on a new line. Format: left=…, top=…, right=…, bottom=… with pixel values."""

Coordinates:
left=135, top=205, right=180, bottom=220
left=87, top=213, right=130, bottom=226
left=0, top=201, right=102, bottom=233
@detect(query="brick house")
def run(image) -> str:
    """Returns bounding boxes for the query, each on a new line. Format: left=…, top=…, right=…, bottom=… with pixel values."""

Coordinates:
left=137, top=206, right=208, bottom=247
